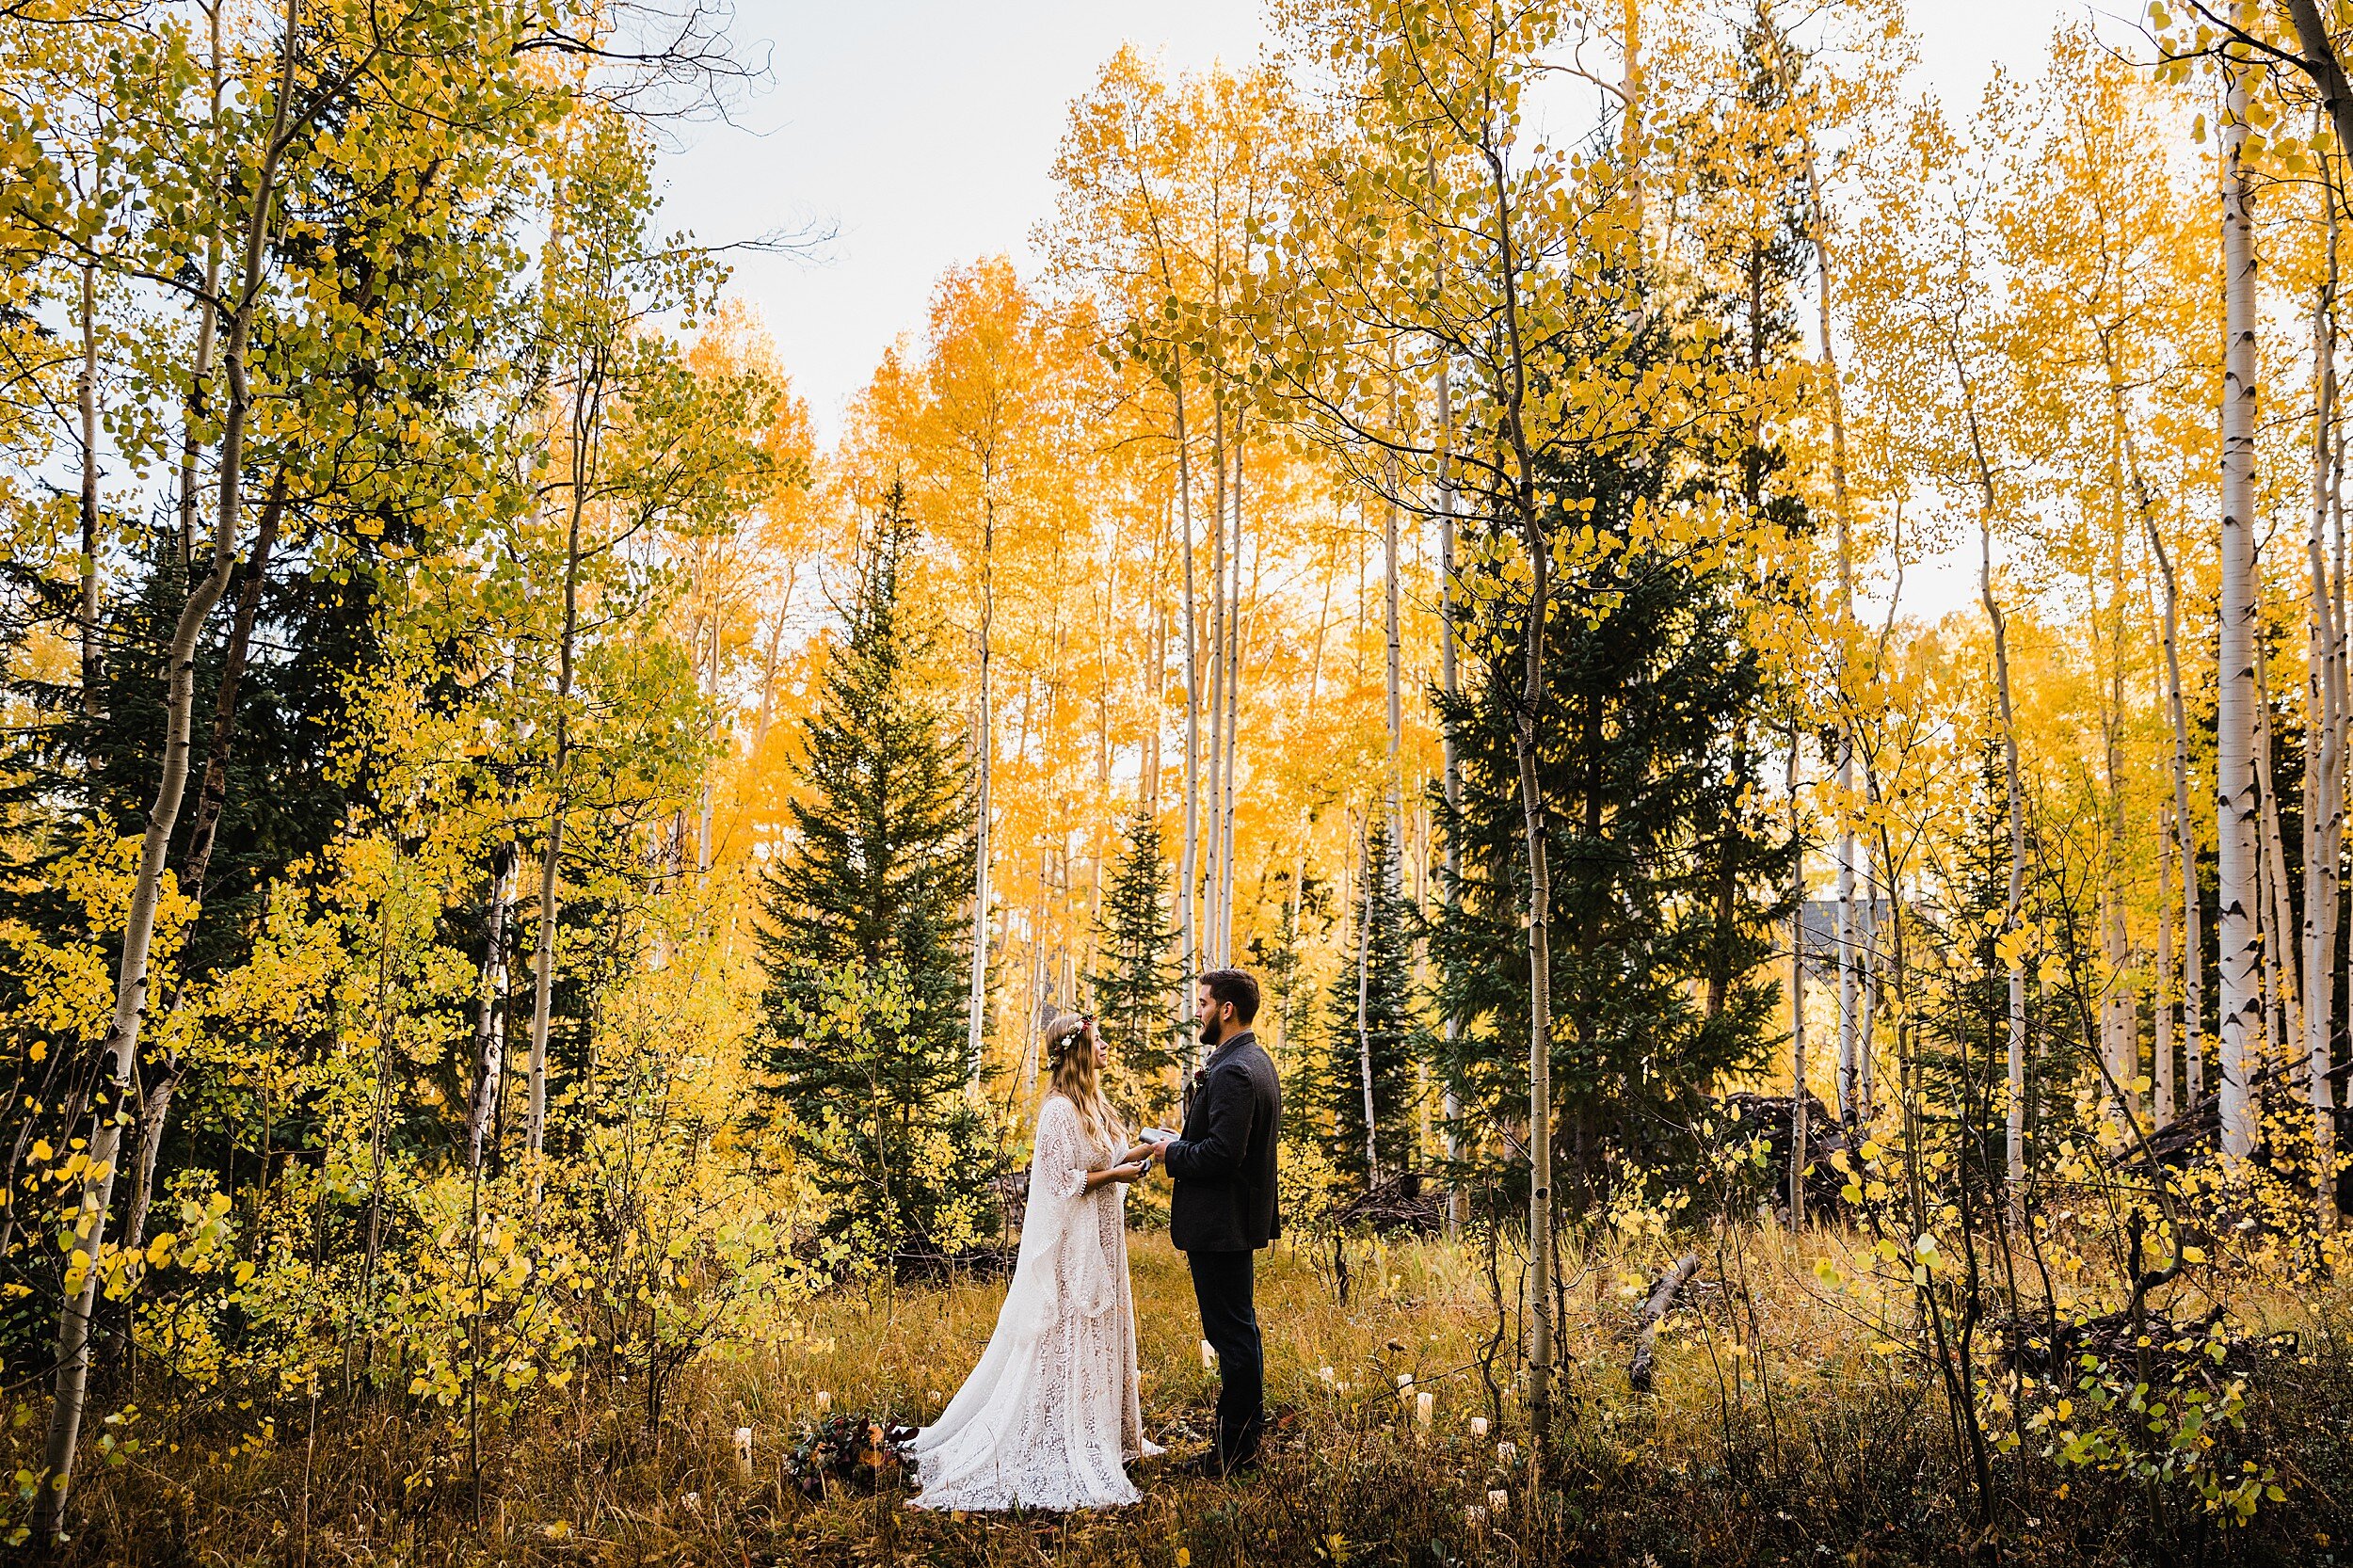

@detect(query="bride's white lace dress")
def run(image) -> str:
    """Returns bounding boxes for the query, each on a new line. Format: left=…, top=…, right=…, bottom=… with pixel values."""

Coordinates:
left=905, top=1093, right=1161, bottom=1510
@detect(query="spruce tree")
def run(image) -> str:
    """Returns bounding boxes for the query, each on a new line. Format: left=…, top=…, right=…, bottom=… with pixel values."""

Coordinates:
left=1429, top=297, right=1798, bottom=1208
left=759, top=490, right=991, bottom=1256
left=1321, top=816, right=1420, bottom=1188
left=1088, top=810, right=1184, bottom=1111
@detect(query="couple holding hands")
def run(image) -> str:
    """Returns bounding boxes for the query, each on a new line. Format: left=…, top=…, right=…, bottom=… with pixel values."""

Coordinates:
left=904, top=969, right=1281, bottom=1512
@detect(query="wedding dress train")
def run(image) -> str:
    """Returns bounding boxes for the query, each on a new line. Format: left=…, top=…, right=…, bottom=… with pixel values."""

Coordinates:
left=904, top=1094, right=1161, bottom=1511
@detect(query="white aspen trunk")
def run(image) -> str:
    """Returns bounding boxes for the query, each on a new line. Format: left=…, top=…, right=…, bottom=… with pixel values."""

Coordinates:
left=2310, top=201, right=2343, bottom=1224
left=175, top=10, right=225, bottom=575
left=1860, top=824, right=1879, bottom=1122
left=1620, top=0, right=1642, bottom=239
left=36, top=6, right=299, bottom=1527
left=1175, top=383, right=1202, bottom=1064
left=1146, top=514, right=1166, bottom=820
left=2149, top=522, right=2204, bottom=1101
left=1955, top=349, right=2027, bottom=1197
left=696, top=613, right=719, bottom=877
left=1204, top=400, right=1227, bottom=972
left=2339, top=402, right=2351, bottom=1169
left=2101, top=504, right=2135, bottom=1142
left=2218, top=11, right=2263, bottom=1160
left=2256, top=633, right=2301, bottom=1056
left=1436, top=355, right=1465, bottom=1238
left=526, top=385, right=592, bottom=1166
left=524, top=808, right=564, bottom=1159
left=1778, top=3, right=1859, bottom=1135
left=1385, top=483, right=1404, bottom=837
left=78, top=264, right=102, bottom=715
left=1482, top=152, right=1556, bottom=1441
left=469, top=847, right=515, bottom=1173
left=747, top=567, right=796, bottom=771
left=1980, top=520, right=2027, bottom=1198
left=966, top=504, right=996, bottom=1085
left=1788, top=730, right=1807, bottom=1224
left=1227, top=442, right=1247, bottom=961
left=1355, top=814, right=1379, bottom=1185
left=2158, top=804, right=2178, bottom=1124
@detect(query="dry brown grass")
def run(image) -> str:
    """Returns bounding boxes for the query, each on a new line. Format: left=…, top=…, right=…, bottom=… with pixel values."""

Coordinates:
left=36, top=1227, right=2349, bottom=1565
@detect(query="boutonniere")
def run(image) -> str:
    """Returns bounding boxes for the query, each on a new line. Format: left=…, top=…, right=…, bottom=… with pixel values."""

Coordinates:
left=1192, top=1069, right=1209, bottom=1089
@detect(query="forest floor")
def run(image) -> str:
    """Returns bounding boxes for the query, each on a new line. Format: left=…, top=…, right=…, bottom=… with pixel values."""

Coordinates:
left=49, top=1228, right=2352, bottom=1565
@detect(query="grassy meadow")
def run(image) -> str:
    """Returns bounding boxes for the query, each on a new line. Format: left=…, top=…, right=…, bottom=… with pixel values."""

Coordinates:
left=35, top=1226, right=2350, bottom=1566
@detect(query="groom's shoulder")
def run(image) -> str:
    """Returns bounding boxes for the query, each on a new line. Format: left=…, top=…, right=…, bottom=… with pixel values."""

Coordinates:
left=1240, top=1036, right=1278, bottom=1083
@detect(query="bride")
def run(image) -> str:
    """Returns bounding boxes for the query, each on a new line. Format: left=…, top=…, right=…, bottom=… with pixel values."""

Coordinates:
left=904, top=1013, right=1163, bottom=1511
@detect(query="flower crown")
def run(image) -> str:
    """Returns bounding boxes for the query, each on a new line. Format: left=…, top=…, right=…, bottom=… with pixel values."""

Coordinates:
left=1047, top=1016, right=1095, bottom=1064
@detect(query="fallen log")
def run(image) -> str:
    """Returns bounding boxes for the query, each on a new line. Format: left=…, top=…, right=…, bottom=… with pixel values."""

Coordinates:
left=1329, top=1170, right=1447, bottom=1236
left=1628, top=1252, right=1702, bottom=1394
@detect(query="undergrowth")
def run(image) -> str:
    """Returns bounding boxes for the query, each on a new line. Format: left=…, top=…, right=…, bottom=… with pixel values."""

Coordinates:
left=24, top=1229, right=2347, bottom=1566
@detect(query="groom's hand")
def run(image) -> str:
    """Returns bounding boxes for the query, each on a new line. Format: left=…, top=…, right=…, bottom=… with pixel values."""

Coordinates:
left=1124, top=1141, right=1171, bottom=1166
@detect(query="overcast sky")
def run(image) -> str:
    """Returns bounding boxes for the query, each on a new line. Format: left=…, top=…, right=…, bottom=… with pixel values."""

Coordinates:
left=657, top=1, right=2118, bottom=440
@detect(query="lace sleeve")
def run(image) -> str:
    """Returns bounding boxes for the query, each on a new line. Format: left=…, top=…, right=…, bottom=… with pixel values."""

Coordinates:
left=1033, top=1096, right=1092, bottom=1202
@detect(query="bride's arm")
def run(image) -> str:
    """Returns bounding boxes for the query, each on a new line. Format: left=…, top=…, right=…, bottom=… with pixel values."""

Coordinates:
left=1035, top=1097, right=1093, bottom=1201
left=1039, top=1099, right=1143, bottom=1194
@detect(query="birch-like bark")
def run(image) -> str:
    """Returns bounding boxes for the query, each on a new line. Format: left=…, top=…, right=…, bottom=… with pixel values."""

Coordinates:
left=78, top=264, right=102, bottom=715
left=2255, top=631, right=2300, bottom=1057
left=1788, top=730, right=1807, bottom=1225
left=2148, top=519, right=2204, bottom=1100
left=2217, top=12, right=2264, bottom=1160
left=174, top=5, right=225, bottom=581
left=2309, top=192, right=2343, bottom=1224
left=469, top=846, right=516, bottom=1173
left=1175, top=378, right=1203, bottom=1065
left=1145, top=506, right=1167, bottom=820
left=525, top=387, right=592, bottom=1165
left=1384, top=482, right=1404, bottom=838
left=1204, top=398, right=1227, bottom=971
left=696, top=614, right=719, bottom=877
left=1223, top=432, right=1246, bottom=963
left=966, top=500, right=996, bottom=1085
left=1478, top=138, right=1555, bottom=1444
left=1773, top=7, right=1859, bottom=1132
left=1952, top=341, right=2027, bottom=1197
left=35, top=3, right=300, bottom=1529
left=124, top=471, right=288, bottom=1262
left=2100, top=502, right=2135, bottom=1142
left=2158, top=804, right=2178, bottom=1124
left=1354, top=816, right=1379, bottom=1185
left=1980, top=518, right=2027, bottom=1197
left=1436, top=354, right=1465, bottom=1238
left=1859, top=828, right=1879, bottom=1122
left=747, top=568, right=795, bottom=762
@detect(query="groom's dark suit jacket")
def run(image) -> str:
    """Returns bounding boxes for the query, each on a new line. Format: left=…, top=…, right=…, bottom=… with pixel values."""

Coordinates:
left=1164, top=1031, right=1281, bottom=1252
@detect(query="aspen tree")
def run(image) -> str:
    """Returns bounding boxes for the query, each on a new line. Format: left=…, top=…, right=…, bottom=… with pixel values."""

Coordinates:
left=2217, top=5, right=2263, bottom=1160
left=2306, top=152, right=2343, bottom=1222
left=35, top=0, right=305, bottom=1529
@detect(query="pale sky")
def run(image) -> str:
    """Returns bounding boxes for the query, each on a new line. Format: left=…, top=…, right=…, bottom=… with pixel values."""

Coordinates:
left=659, top=0, right=2107, bottom=440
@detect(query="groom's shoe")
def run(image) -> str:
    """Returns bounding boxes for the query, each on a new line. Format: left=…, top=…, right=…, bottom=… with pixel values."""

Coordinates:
left=1171, top=1445, right=1258, bottom=1480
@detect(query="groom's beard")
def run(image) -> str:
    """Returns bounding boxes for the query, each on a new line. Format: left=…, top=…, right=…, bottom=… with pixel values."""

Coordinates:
left=1200, top=1013, right=1224, bottom=1049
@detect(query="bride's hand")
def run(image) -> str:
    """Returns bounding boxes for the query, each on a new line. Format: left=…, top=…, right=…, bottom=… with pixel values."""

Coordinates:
left=1108, top=1161, right=1149, bottom=1184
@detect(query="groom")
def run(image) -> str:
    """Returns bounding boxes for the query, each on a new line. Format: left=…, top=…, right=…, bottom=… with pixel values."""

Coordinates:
left=1133, top=968, right=1280, bottom=1475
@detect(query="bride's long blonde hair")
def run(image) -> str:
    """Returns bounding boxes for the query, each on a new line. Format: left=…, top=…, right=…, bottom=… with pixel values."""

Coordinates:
left=1042, top=1013, right=1127, bottom=1160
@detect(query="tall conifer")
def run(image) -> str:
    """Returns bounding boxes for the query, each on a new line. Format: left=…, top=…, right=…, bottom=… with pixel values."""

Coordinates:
left=1321, top=816, right=1420, bottom=1187
left=1088, top=810, right=1184, bottom=1112
left=759, top=489, right=990, bottom=1256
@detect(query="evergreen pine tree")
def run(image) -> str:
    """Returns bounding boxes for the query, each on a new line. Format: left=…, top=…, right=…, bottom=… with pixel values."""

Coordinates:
left=759, top=488, right=992, bottom=1257
left=1321, top=816, right=1420, bottom=1188
left=1429, top=296, right=1797, bottom=1209
left=1088, top=809, right=1185, bottom=1113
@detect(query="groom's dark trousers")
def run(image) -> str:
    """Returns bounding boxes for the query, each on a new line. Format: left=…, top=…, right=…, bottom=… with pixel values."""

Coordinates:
left=1164, top=1030, right=1282, bottom=1466
left=1187, top=1250, right=1262, bottom=1463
